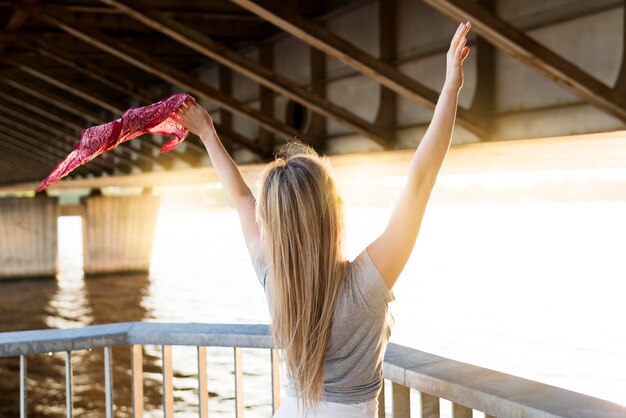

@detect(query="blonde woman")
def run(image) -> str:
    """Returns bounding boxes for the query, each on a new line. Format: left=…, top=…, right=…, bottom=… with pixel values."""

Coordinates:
left=174, top=21, right=472, bottom=418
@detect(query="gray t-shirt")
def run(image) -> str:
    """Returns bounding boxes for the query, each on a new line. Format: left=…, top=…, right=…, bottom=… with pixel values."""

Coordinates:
left=253, top=247, right=395, bottom=404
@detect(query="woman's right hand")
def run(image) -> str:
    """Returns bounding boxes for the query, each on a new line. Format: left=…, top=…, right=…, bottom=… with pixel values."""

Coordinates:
left=444, top=21, right=471, bottom=92
left=173, top=100, right=216, bottom=138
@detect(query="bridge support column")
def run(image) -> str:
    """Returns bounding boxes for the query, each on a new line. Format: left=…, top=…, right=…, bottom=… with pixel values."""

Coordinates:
left=0, top=196, right=59, bottom=279
left=82, top=193, right=160, bottom=275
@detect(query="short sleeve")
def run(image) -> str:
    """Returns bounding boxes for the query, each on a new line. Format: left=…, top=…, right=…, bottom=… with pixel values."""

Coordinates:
left=352, top=247, right=395, bottom=312
left=252, top=251, right=268, bottom=289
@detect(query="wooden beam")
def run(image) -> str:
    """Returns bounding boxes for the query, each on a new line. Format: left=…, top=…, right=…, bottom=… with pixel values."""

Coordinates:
left=229, top=0, right=484, bottom=136
left=42, top=11, right=301, bottom=140
left=96, top=0, right=392, bottom=147
left=422, top=0, right=626, bottom=123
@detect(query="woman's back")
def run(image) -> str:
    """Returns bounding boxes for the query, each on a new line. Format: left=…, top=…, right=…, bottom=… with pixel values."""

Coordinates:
left=173, top=20, right=470, bottom=417
left=253, top=246, right=395, bottom=404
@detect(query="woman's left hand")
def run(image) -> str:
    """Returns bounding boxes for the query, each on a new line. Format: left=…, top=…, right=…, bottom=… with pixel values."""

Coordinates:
left=444, top=21, right=471, bottom=91
left=173, top=100, right=215, bottom=137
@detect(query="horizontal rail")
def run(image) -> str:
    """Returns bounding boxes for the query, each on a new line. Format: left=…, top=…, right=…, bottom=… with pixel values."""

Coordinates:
left=0, top=322, right=272, bottom=357
left=1, top=322, right=625, bottom=418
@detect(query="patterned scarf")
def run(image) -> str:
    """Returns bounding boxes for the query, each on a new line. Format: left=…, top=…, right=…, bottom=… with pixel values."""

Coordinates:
left=37, top=93, right=195, bottom=191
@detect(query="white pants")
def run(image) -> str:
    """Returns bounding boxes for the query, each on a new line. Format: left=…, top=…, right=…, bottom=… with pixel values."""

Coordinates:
left=273, top=395, right=378, bottom=418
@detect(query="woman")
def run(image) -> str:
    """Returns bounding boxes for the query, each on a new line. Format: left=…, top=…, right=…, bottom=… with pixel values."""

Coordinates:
left=174, top=21, right=472, bottom=418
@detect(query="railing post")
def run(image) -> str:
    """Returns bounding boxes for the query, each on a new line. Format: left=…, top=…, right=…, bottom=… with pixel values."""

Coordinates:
left=65, top=351, right=73, bottom=418
left=20, top=355, right=27, bottom=418
left=234, top=347, right=244, bottom=417
left=162, top=345, right=174, bottom=418
left=420, top=393, right=440, bottom=418
left=378, top=379, right=386, bottom=418
left=271, top=348, right=280, bottom=414
left=391, top=382, right=410, bottom=418
left=452, top=403, right=472, bottom=418
left=198, top=346, right=208, bottom=418
left=131, top=345, right=144, bottom=418
left=104, top=347, right=114, bottom=418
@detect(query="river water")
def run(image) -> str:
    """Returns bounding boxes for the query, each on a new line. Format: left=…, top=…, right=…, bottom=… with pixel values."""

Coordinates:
left=1, top=200, right=625, bottom=417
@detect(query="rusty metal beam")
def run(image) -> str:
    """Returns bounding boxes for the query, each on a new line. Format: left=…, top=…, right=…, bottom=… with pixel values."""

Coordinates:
left=614, top=0, right=626, bottom=94
left=2, top=57, right=206, bottom=162
left=229, top=0, right=485, bottom=136
left=468, top=0, right=496, bottom=141
left=42, top=10, right=301, bottom=141
left=0, top=144, right=58, bottom=181
left=373, top=0, right=397, bottom=136
left=30, top=39, right=156, bottom=105
left=256, top=42, right=275, bottom=148
left=0, top=88, right=87, bottom=131
left=1, top=75, right=204, bottom=169
left=0, top=67, right=184, bottom=170
left=0, top=1, right=265, bottom=21
left=0, top=132, right=101, bottom=177
left=0, top=111, right=118, bottom=176
left=5, top=56, right=123, bottom=114
left=0, top=151, right=41, bottom=181
left=422, top=0, right=626, bottom=123
left=0, top=92, right=155, bottom=172
left=97, top=0, right=392, bottom=148
left=0, top=72, right=106, bottom=124
left=214, top=123, right=273, bottom=159
left=16, top=43, right=260, bottom=159
left=2, top=58, right=255, bottom=166
left=0, top=104, right=128, bottom=174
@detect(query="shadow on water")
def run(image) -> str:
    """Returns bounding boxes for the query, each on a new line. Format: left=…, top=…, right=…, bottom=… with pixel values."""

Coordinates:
left=0, top=277, right=59, bottom=417
left=0, top=272, right=160, bottom=418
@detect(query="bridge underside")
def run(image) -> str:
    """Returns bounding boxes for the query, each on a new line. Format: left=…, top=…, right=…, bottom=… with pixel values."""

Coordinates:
left=0, top=0, right=625, bottom=191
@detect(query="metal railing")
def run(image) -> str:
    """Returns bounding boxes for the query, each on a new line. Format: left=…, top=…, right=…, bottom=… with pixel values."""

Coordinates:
left=0, top=322, right=624, bottom=418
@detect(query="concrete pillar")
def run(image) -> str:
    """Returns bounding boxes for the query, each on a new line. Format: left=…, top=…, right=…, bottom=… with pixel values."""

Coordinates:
left=82, top=193, right=160, bottom=275
left=0, top=196, right=59, bottom=279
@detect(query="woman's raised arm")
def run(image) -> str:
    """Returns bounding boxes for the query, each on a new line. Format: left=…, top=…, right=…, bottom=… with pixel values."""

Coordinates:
left=366, top=22, right=472, bottom=291
left=173, top=102, right=261, bottom=261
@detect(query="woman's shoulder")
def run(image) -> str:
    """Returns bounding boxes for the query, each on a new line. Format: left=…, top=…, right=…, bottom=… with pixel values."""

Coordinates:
left=346, top=247, right=395, bottom=308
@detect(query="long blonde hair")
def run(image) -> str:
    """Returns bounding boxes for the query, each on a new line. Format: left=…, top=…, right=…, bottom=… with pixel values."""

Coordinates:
left=256, top=139, right=347, bottom=415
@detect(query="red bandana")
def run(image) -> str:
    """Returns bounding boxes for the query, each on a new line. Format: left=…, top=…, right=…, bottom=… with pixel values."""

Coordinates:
left=37, top=93, right=195, bottom=191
